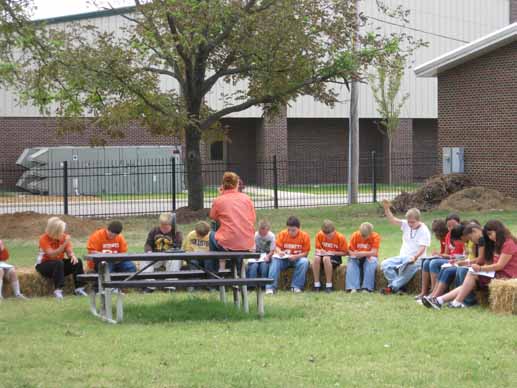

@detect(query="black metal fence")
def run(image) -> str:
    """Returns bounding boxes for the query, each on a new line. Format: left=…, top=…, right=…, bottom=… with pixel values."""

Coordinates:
left=0, top=152, right=437, bottom=217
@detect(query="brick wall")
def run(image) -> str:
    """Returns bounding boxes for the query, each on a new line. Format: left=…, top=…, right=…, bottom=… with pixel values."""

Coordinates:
left=255, top=106, right=288, bottom=185
left=223, top=118, right=260, bottom=184
left=438, top=41, right=517, bottom=197
left=413, top=119, right=438, bottom=180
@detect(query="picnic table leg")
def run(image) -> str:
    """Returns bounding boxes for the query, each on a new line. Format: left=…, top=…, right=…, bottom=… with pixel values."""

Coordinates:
left=88, top=289, right=98, bottom=316
left=116, top=291, right=124, bottom=322
left=101, top=262, right=114, bottom=323
left=98, top=262, right=106, bottom=317
left=219, top=286, right=227, bottom=304
left=232, top=259, right=241, bottom=309
left=240, top=261, right=249, bottom=314
left=257, top=286, right=265, bottom=318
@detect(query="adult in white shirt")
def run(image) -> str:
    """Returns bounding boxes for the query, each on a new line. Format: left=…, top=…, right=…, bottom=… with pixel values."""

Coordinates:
left=380, top=200, right=431, bottom=294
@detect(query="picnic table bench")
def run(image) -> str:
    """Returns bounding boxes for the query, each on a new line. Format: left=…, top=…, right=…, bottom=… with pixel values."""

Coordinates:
left=80, top=251, right=273, bottom=324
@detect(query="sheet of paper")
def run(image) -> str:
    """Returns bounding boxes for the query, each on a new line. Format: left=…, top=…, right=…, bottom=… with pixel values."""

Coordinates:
left=468, top=267, right=495, bottom=278
left=272, top=254, right=290, bottom=260
left=248, top=253, right=268, bottom=264
left=0, top=261, right=14, bottom=269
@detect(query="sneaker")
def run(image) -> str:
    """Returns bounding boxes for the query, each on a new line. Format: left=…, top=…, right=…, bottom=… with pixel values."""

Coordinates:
left=54, top=290, right=64, bottom=300
left=143, top=287, right=155, bottom=294
left=312, top=286, right=321, bottom=292
left=414, top=294, right=423, bottom=300
left=325, top=287, right=333, bottom=293
left=74, top=287, right=88, bottom=297
left=265, top=288, right=275, bottom=295
left=291, top=287, right=302, bottom=293
left=15, top=293, right=28, bottom=300
left=350, top=289, right=358, bottom=294
left=380, top=287, right=393, bottom=295
left=423, top=296, right=442, bottom=310
left=447, top=301, right=466, bottom=309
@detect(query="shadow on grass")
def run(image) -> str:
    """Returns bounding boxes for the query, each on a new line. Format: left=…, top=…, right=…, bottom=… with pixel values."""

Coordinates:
left=122, top=294, right=304, bottom=324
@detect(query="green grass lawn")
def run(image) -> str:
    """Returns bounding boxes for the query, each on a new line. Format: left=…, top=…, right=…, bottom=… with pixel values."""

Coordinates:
left=277, top=183, right=419, bottom=195
left=2, top=205, right=517, bottom=387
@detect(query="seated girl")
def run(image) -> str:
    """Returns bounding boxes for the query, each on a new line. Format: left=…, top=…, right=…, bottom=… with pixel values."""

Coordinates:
left=0, top=239, right=26, bottom=300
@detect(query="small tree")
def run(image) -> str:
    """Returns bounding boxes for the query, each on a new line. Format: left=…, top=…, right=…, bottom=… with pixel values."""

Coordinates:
left=369, top=54, right=409, bottom=185
left=1, top=0, right=416, bottom=209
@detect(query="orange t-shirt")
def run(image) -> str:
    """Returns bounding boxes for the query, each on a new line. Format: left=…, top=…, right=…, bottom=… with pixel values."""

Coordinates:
left=315, top=231, right=348, bottom=254
left=0, top=246, right=9, bottom=261
left=349, top=231, right=381, bottom=254
left=38, top=233, right=72, bottom=263
left=210, top=190, right=256, bottom=251
left=86, top=229, right=128, bottom=269
left=276, top=229, right=311, bottom=255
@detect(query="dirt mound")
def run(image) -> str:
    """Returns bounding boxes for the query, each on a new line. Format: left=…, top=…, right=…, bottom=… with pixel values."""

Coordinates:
left=175, top=207, right=210, bottom=224
left=0, top=212, right=104, bottom=239
left=439, top=187, right=517, bottom=212
left=391, top=174, right=474, bottom=213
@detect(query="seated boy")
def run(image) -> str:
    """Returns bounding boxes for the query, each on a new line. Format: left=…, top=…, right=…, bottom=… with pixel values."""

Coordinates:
left=247, top=220, right=275, bottom=280
left=86, top=221, right=135, bottom=273
left=142, top=212, right=183, bottom=273
left=0, top=239, right=26, bottom=300
left=312, top=220, right=348, bottom=292
left=345, top=223, right=381, bottom=293
left=183, top=221, right=211, bottom=270
left=266, top=216, right=310, bottom=294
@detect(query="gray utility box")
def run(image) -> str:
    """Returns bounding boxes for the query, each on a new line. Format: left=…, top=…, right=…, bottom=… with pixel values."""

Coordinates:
left=16, top=146, right=184, bottom=196
left=442, top=147, right=464, bottom=174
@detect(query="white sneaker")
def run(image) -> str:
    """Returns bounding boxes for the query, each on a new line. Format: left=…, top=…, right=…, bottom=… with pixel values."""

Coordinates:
left=350, top=289, right=358, bottom=294
left=54, top=290, right=64, bottom=300
left=292, top=287, right=302, bottom=293
left=74, top=287, right=88, bottom=297
left=15, top=294, right=28, bottom=300
left=265, top=288, right=274, bottom=295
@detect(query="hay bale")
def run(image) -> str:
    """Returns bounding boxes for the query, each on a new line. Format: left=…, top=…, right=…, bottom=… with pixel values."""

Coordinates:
left=277, top=265, right=347, bottom=291
left=489, top=279, right=517, bottom=314
left=2, top=267, right=75, bottom=298
left=374, top=263, right=421, bottom=293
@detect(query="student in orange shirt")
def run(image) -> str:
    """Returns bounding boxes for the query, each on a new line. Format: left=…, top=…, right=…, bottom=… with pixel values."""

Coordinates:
left=86, top=221, right=135, bottom=273
left=266, top=216, right=310, bottom=294
left=312, top=220, right=348, bottom=293
left=0, top=239, right=26, bottom=300
left=35, top=217, right=86, bottom=299
left=345, top=222, right=381, bottom=293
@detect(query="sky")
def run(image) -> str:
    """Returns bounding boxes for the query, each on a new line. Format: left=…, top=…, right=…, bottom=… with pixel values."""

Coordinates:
left=31, top=0, right=134, bottom=20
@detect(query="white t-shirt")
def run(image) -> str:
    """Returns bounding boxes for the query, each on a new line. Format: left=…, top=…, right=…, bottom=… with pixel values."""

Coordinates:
left=399, top=220, right=431, bottom=258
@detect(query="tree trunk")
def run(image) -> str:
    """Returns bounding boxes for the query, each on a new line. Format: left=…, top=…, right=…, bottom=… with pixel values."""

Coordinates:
left=185, top=126, right=204, bottom=210
left=388, top=137, right=392, bottom=185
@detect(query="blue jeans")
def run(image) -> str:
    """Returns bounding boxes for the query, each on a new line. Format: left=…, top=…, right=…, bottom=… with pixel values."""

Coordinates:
left=429, top=259, right=449, bottom=274
left=381, top=256, right=420, bottom=292
left=438, top=266, right=458, bottom=284
left=95, top=261, right=136, bottom=273
left=266, top=257, right=309, bottom=290
left=455, top=266, right=477, bottom=306
left=247, top=261, right=271, bottom=279
left=346, top=257, right=377, bottom=291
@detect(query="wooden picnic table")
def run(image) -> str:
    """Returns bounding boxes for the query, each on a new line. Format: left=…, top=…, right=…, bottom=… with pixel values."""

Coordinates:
left=81, top=251, right=272, bottom=324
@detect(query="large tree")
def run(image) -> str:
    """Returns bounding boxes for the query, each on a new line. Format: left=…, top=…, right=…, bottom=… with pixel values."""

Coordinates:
left=0, top=0, right=412, bottom=210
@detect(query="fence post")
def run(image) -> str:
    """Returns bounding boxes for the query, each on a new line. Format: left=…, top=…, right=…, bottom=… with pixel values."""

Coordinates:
left=371, top=151, right=377, bottom=203
left=273, top=155, right=279, bottom=209
left=171, top=157, right=177, bottom=212
left=63, top=161, right=69, bottom=215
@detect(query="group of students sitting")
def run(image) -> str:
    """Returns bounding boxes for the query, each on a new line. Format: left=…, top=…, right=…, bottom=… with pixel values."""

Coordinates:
left=2, top=171, right=517, bottom=309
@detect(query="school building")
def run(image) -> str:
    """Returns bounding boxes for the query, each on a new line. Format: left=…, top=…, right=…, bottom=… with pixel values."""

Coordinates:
left=0, top=1, right=516, bottom=187
left=415, top=22, right=517, bottom=197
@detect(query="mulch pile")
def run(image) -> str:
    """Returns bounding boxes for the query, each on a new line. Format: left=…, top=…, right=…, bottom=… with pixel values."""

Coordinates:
left=0, top=212, right=104, bottom=239
left=439, top=187, right=517, bottom=212
left=390, top=174, right=474, bottom=213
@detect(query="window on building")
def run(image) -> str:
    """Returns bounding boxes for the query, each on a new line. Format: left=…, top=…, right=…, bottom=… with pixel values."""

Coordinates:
left=210, top=141, right=224, bottom=161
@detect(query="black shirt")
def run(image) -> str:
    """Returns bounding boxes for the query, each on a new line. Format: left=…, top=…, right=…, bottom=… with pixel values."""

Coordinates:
left=145, top=227, right=183, bottom=252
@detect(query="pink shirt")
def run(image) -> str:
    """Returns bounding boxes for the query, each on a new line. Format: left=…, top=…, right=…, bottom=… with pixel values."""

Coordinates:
left=210, top=189, right=256, bottom=251
left=495, top=238, right=517, bottom=279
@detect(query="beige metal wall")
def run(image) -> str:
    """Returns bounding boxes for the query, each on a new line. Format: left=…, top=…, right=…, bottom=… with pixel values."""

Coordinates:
left=0, top=0, right=510, bottom=118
